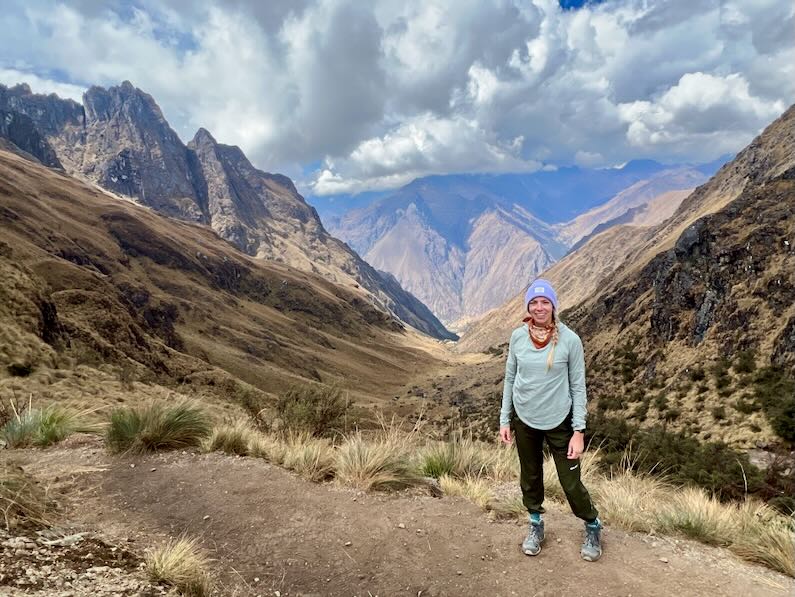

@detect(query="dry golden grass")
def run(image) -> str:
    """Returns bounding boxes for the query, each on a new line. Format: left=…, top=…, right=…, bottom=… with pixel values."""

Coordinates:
left=593, top=470, right=667, bottom=533
left=0, top=462, right=52, bottom=530
left=490, top=446, right=520, bottom=482
left=203, top=420, right=259, bottom=455
left=658, top=487, right=737, bottom=546
left=334, top=431, right=420, bottom=491
left=438, top=474, right=493, bottom=508
left=731, top=501, right=795, bottom=577
left=486, top=493, right=526, bottom=520
left=279, top=432, right=335, bottom=482
left=145, top=536, right=213, bottom=597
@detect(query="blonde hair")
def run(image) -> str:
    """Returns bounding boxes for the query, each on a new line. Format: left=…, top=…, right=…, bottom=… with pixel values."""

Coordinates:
left=546, top=311, right=560, bottom=370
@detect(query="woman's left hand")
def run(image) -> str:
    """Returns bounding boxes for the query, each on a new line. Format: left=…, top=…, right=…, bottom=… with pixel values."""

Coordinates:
left=567, top=431, right=584, bottom=460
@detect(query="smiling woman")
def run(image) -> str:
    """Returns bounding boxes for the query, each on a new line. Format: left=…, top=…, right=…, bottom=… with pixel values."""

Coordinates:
left=498, top=278, right=602, bottom=561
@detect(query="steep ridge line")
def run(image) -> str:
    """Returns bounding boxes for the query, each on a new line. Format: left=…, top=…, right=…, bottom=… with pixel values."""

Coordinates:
left=0, top=81, right=453, bottom=341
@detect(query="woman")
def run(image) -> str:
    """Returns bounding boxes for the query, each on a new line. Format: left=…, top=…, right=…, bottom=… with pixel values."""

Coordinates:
left=499, top=278, right=602, bottom=561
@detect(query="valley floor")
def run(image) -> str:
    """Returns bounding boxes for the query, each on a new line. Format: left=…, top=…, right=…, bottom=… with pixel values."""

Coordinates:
left=6, top=437, right=792, bottom=597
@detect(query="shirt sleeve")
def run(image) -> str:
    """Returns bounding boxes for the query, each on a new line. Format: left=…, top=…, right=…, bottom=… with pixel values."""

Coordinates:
left=568, top=336, right=588, bottom=431
left=499, top=336, right=517, bottom=427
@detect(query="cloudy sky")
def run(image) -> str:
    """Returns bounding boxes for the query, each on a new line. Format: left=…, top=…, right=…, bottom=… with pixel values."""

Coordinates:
left=2, top=0, right=793, bottom=194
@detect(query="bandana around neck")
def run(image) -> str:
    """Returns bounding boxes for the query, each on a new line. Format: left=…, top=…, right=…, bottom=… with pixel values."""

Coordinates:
left=523, top=316, right=553, bottom=349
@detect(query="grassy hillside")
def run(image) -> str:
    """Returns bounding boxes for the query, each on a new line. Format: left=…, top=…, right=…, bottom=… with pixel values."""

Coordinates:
left=0, top=148, right=443, bottom=422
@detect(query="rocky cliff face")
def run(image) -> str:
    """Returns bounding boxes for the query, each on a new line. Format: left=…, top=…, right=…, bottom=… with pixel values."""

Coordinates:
left=0, top=82, right=454, bottom=341
left=0, top=110, right=61, bottom=168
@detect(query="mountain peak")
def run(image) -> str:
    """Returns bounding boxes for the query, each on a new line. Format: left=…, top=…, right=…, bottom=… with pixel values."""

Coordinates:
left=190, top=127, right=217, bottom=148
left=83, top=81, right=165, bottom=124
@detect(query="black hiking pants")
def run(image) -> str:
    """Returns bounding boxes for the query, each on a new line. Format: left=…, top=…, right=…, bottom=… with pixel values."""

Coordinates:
left=511, top=414, right=598, bottom=522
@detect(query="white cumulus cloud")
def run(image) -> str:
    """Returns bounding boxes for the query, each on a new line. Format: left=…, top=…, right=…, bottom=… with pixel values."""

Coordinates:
left=0, top=0, right=792, bottom=194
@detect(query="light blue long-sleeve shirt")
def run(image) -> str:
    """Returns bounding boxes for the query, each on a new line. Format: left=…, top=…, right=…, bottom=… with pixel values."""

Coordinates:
left=499, top=321, right=588, bottom=431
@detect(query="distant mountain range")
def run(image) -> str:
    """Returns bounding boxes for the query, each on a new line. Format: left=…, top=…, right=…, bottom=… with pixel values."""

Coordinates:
left=314, top=159, right=727, bottom=325
left=0, top=82, right=453, bottom=340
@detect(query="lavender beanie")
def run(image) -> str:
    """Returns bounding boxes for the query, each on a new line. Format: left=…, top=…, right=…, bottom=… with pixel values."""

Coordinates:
left=525, top=279, right=558, bottom=312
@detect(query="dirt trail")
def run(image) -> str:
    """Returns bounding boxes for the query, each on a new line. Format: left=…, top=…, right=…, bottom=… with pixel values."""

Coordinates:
left=13, top=441, right=794, bottom=597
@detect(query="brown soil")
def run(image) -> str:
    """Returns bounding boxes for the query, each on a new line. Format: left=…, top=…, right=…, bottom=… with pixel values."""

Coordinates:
left=9, top=438, right=792, bottom=597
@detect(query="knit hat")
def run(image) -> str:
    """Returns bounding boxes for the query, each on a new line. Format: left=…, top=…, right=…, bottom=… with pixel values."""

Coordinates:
left=525, top=279, right=558, bottom=312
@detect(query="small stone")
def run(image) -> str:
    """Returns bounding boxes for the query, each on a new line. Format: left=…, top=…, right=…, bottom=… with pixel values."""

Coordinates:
left=556, top=538, right=561, bottom=543
left=150, top=468, right=157, bottom=472
left=344, top=541, right=352, bottom=546
left=203, top=515, right=210, bottom=520
left=456, top=571, right=462, bottom=575
left=130, top=463, right=135, bottom=468
left=659, top=557, right=669, bottom=563
left=398, top=523, right=406, bottom=529
left=254, top=577, right=260, bottom=582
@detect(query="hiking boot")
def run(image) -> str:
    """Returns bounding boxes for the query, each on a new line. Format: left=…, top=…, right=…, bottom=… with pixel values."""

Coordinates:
left=522, top=519, right=545, bottom=556
left=581, top=519, right=602, bottom=561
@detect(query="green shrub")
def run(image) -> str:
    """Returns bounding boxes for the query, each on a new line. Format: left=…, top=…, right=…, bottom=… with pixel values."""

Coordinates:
left=275, top=384, right=350, bottom=437
left=733, top=351, right=756, bottom=374
left=1, top=405, right=100, bottom=448
left=753, top=367, right=795, bottom=442
left=588, top=412, right=763, bottom=501
left=106, top=403, right=211, bottom=454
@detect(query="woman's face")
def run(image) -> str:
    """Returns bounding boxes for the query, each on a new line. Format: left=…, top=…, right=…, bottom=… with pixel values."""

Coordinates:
left=528, top=297, right=553, bottom=325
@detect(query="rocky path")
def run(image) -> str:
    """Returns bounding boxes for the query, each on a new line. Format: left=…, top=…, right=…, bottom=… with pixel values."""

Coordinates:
left=8, top=440, right=794, bottom=597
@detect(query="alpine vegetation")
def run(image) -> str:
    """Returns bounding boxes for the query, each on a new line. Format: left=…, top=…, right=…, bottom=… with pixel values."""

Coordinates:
left=105, top=402, right=211, bottom=454
left=145, top=536, right=213, bottom=597
left=1, top=403, right=101, bottom=448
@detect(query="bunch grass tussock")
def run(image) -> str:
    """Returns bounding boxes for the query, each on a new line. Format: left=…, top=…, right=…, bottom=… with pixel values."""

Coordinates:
left=279, top=432, right=335, bottom=482
left=106, top=402, right=211, bottom=454
left=0, top=462, right=52, bottom=530
left=145, top=536, right=213, bottom=597
left=593, top=470, right=667, bottom=533
left=419, top=433, right=512, bottom=481
left=203, top=419, right=259, bottom=456
left=658, top=487, right=737, bottom=546
left=438, top=474, right=494, bottom=508
left=334, top=431, right=420, bottom=491
left=1, top=401, right=102, bottom=448
left=730, top=500, right=795, bottom=577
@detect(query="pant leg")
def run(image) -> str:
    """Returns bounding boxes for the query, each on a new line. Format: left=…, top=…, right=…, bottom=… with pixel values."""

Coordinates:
left=512, top=416, right=546, bottom=514
left=544, top=417, right=599, bottom=522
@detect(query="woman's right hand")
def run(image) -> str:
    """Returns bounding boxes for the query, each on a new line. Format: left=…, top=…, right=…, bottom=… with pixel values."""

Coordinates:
left=499, top=425, right=512, bottom=445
